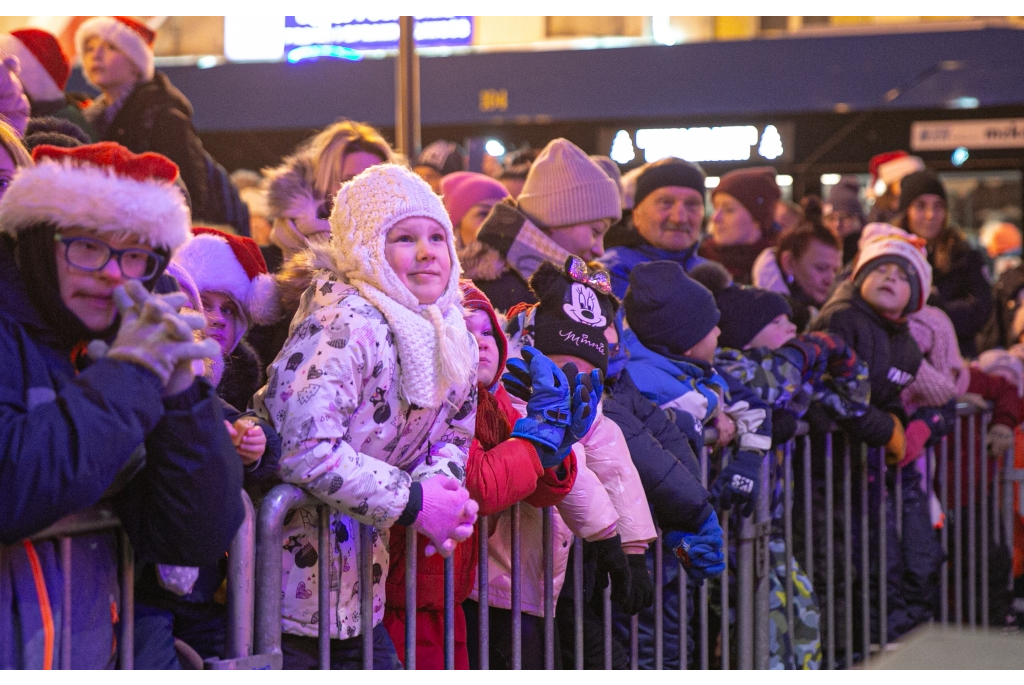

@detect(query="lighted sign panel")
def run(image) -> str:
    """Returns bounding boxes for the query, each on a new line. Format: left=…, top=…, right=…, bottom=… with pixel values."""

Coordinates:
left=284, top=16, right=474, bottom=52
left=605, top=124, right=794, bottom=165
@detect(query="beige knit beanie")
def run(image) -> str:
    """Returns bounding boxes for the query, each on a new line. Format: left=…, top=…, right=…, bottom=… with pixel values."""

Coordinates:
left=517, top=138, right=622, bottom=229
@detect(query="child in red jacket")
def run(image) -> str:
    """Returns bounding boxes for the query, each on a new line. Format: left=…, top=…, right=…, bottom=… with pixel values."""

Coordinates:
left=383, top=281, right=576, bottom=668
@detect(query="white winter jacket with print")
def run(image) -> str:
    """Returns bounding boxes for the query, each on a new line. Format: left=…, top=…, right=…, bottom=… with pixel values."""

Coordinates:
left=254, top=275, right=478, bottom=639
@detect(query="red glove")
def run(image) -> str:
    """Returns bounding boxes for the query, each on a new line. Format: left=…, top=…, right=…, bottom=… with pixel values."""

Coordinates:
left=898, top=419, right=931, bottom=469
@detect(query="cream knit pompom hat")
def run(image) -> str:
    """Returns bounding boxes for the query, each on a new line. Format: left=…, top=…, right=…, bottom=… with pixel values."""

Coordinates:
left=328, top=163, right=476, bottom=408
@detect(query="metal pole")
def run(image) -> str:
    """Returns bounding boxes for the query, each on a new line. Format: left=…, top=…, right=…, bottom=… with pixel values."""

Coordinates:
left=543, top=507, right=554, bottom=670
left=940, top=439, right=949, bottom=626
left=878, top=448, right=887, bottom=651
left=227, top=492, right=256, bottom=660
left=61, top=538, right=72, bottom=669
left=630, top=614, right=639, bottom=669
left=478, top=517, right=488, bottom=671
left=825, top=433, right=835, bottom=670
left=860, top=443, right=870, bottom=662
left=445, top=555, right=455, bottom=669
left=753, top=452, right=771, bottom=670
left=843, top=439, right=854, bottom=666
left=573, top=536, right=584, bottom=670
left=784, top=441, right=796, bottom=646
left=968, top=413, right=977, bottom=627
left=654, top=528, right=664, bottom=670
left=407, top=528, right=418, bottom=670
left=980, top=411, right=990, bottom=628
left=395, top=16, right=421, bottom=158
left=603, top=585, right=613, bottom=670
left=318, top=506, right=331, bottom=670
left=803, top=438, right=814, bottom=579
left=700, top=446, right=709, bottom=670
left=118, top=531, right=134, bottom=670
left=679, top=559, right=688, bottom=670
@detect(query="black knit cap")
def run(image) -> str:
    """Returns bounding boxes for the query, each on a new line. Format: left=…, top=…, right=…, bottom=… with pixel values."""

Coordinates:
left=715, top=285, right=793, bottom=350
left=624, top=260, right=720, bottom=356
left=528, top=257, right=618, bottom=374
left=898, top=169, right=946, bottom=214
left=633, top=157, right=707, bottom=209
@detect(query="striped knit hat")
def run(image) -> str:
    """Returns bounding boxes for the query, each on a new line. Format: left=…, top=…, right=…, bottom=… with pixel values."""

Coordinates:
left=517, top=138, right=622, bottom=229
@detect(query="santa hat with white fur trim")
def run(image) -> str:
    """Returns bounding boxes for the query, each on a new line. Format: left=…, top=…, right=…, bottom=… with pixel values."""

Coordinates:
left=75, top=16, right=155, bottom=83
left=171, top=227, right=281, bottom=333
left=0, top=29, right=70, bottom=102
left=853, top=222, right=932, bottom=316
left=0, top=142, right=191, bottom=251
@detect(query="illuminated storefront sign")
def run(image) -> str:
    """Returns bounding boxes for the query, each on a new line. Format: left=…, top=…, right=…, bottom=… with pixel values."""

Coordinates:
left=224, top=16, right=473, bottom=62
left=609, top=124, right=793, bottom=165
left=911, top=118, right=1024, bottom=151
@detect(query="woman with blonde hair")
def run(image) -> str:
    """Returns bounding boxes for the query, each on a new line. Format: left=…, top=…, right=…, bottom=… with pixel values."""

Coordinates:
left=0, top=120, right=32, bottom=203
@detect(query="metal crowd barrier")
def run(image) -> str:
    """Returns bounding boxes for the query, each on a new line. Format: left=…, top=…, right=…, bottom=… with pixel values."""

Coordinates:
left=249, top=402, right=1017, bottom=670
left=13, top=490, right=256, bottom=670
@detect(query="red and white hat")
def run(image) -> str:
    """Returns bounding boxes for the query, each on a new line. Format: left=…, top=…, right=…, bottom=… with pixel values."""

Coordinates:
left=75, top=16, right=155, bottom=82
left=171, top=227, right=281, bottom=337
left=869, top=150, right=925, bottom=189
left=853, top=222, right=932, bottom=315
left=0, top=29, right=69, bottom=102
left=0, top=142, right=191, bottom=251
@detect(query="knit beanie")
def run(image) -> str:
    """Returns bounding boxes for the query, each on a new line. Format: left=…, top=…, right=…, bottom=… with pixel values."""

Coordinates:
left=589, top=155, right=624, bottom=207
left=852, top=222, right=932, bottom=316
left=897, top=169, right=946, bottom=215
left=527, top=257, right=617, bottom=374
left=171, top=227, right=281, bottom=349
left=0, top=29, right=69, bottom=102
left=517, top=138, right=622, bottom=228
left=715, top=285, right=793, bottom=350
left=440, top=171, right=510, bottom=229
left=328, top=163, right=476, bottom=408
left=416, top=139, right=466, bottom=176
left=75, top=16, right=156, bottom=83
left=712, top=167, right=780, bottom=234
left=0, top=142, right=191, bottom=252
left=633, top=157, right=707, bottom=209
left=624, top=260, right=720, bottom=356
left=825, top=175, right=864, bottom=221
left=870, top=150, right=925, bottom=189
left=460, top=279, right=508, bottom=378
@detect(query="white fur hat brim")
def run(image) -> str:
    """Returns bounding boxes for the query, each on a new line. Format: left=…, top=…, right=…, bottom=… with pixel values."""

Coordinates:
left=171, top=232, right=281, bottom=326
left=0, top=156, right=191, bottom=251
left=75, top=17, right=154, bottom=82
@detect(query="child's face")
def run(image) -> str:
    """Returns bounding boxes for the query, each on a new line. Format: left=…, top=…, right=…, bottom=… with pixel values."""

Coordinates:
left=201, top=291, right=241, bottom=355
left=465, top=310, right=500, bottom=387
left=385, top=217, right=452, bottom=305
left=746, top=314, right=798, bottom=351
left=859, top=262, right=911, bottom=319
left=686, top=325, right=721, bottom=364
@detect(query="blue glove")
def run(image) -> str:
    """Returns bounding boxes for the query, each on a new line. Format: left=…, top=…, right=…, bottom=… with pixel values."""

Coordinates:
left=710, top=451, right=762, bottom=517
left=564, top=365, right=603, bottom=442
left=507, top=347, right=572, bottom=466
left=665, top=511, right=725, bottom=581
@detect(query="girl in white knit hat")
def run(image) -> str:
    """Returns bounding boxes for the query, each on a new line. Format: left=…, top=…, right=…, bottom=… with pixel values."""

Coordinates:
left=253, top=163, right=480, bottom=668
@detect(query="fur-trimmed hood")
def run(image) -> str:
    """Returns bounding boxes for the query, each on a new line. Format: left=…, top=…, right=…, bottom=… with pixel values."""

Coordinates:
left=262, top=152, right=329, bottom=253
left=458, top=239, right=508, bottom=282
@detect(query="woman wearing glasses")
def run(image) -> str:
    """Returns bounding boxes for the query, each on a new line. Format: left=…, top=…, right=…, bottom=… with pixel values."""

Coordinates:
left=0, top=141, right=243, bottom=669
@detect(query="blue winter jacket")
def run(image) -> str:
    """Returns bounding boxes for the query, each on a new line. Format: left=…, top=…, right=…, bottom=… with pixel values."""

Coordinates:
left=599, top=239, right=706, bottom=299
left=0, top=237, right=244, bottom=668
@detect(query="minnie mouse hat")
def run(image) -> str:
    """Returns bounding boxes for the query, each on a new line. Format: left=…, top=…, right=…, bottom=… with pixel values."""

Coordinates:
left=526, top=256, right=618, bottom=374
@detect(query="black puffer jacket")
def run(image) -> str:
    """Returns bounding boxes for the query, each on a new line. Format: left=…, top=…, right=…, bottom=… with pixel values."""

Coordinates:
left=810, top=281, right=922, bottom=446
left=603, top=370, right=712, bottom=533
left=98, top=72, right=210, bottom=221
left=926, top=236, right=991, bottom=357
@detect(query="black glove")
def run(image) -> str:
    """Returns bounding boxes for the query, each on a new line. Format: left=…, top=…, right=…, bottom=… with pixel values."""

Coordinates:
left=771, top=408, right=798, bottom=447
left=710, top=450, right=762, bottom=517
left=590, top=535, right=631, bottom=611
left=623, top=553, right=654, bottom=615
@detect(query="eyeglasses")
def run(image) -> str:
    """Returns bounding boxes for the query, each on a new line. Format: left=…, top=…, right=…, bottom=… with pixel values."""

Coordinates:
left=55, top=233, right=166, bottom=281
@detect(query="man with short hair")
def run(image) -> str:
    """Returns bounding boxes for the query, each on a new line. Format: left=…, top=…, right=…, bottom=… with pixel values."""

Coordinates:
left=599, top=157, right=708, bottom=298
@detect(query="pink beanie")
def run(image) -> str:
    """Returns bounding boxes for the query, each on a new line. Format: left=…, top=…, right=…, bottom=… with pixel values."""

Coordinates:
left=440, top=171, right=509, bottom=229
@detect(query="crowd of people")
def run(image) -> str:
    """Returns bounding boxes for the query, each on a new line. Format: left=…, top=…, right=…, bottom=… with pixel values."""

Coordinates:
left=2, top=17, right=1024, bottom=671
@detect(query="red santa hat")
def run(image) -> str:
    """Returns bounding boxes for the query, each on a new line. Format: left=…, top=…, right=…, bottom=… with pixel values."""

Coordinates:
left=75, top=16, right=155, bottom=83
left=0, top=142, right=191, bottom=251
left=171, top=227, right=281, bottom=339
left=0, top=29, right=70, bottom=102
left=869, top=150, right=925, bottom=189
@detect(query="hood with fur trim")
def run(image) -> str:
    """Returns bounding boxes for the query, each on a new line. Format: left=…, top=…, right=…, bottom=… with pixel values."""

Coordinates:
left=262, top=151, right=329, bottom=253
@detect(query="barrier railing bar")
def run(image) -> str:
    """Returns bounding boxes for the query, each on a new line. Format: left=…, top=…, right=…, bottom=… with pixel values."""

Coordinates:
left=954, top=416, right=963, bottom=625
left=860, top=442, right=869, bottom=661
left=803, top=439, right=814, bottom=580
left=603, top=585, right=612, bottom=670
left=61, top=537, right=72, bottom=669
left=877, top=447, right=887, bottom=651
left=980, top=411, right=990, bottom=630
left=968, top=413, right=977, bottom=628
left=824, top=432, right=835, bottom=670
left=784, top=441, right=795, bottom=654
left=894, top=467, right=903, bottom=540
left=630, top=614, right=639, bottom=669
left=227, top=491, right=256, bottom=662
left=572, top=536, right=583, bottom=670
left=753, top=451, right=770, bottom=670
left=445, top=554, right=455, bottom=669
left=510, top=503, right=522, bottom=670
left=939, top=439, right=949, bottom=625
left=407, top=528, right=418, bottom=670
left=542, top=507, right=554, bottom=670
left=721, top=453, right=731, bottom=670
left=359, top=523, right=373, bottom=669
left=843, top=439, right=854, bottom=666
left=477, top=517, right=487, bottom=671
left=118, top=530, right=134, bottom=670
left=679, top=558, right=688, bottom=671
left=317, top=506, right=330, bottom=669
left=700, top=446, right=709, bottom=670
left=654, top=526, right=664, bottom=670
